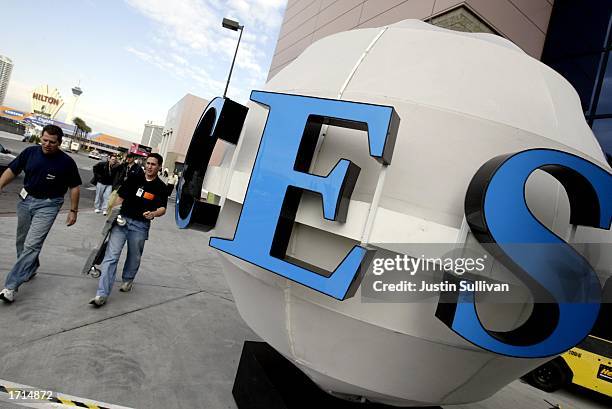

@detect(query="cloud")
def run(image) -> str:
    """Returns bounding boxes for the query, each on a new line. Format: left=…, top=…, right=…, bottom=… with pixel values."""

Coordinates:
left=125, top=0, right=219, bottom=53
left=3, top=79, right=34, bottom=109
left=124, top=0, right=286, bottom=100
left=172, top=54, right=189, bottom=66
left=125, top=46, right=225, bottom=94
left=226, top=0, right=285, bottom=31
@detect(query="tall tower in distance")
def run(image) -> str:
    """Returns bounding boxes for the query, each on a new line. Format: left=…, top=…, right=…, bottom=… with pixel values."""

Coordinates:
left=0, top=55, right=13, bottom=105
left=64, top=82, right=83, bottom=124
left=141, top=120, right=164, bottom=150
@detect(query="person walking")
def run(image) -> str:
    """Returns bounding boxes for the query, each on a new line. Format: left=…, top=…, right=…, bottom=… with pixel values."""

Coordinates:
left=0, top=125, right=81, bottom=303
left=160, top=168, right=169, bottom=182
left=113, top=153, right=144, bottom=188
left=107, top=153, right=144, bottom=212
left=90, top=153, right=168, bottom=307
left=92, top=156, right=118, bottom=215
left=167, top=172, right=179, bottom=197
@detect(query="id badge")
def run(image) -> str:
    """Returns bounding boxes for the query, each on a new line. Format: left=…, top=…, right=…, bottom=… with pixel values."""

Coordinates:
left=19, top=188, right=28, bottom=200
left=136, top=188, right=144, bottom=197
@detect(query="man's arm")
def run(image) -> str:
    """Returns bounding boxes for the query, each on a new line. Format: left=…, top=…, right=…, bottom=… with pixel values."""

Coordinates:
left=0, top=168, right=16, bottom=192
left=110, top=163, right=122, bottom=189
left=112, top=196, right=124, bottom=207
left=92, top=162, right=102, bottom=178
left=66, top=186, right=80, bottom=226
left=143, top=207, right=166, bottom=220
left=144, top=187, right=169, bottom=219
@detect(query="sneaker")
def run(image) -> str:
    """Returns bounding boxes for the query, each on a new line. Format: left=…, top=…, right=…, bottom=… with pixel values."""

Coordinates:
left=119, top=281, right=133, bottom=292
left=94, top=209, right=101, bottom=214
left=102, top=211, right=108, bottom=216
left=0, top=288, right=15, bottom=303
left=89, top=296, right=106, bottom=307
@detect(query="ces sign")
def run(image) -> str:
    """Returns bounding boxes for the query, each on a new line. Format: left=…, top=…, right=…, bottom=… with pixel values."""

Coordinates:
left=176, top=92, right=611, bottom=359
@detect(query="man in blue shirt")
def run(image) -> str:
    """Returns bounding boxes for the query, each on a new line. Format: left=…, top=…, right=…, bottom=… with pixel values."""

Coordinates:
left=0, top=125, right=81, bottom=303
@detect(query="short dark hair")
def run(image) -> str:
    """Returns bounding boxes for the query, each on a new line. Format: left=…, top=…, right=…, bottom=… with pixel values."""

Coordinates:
left=42, top=125, right=63, bottom=142
left=147, top=153, right=163, bottom=167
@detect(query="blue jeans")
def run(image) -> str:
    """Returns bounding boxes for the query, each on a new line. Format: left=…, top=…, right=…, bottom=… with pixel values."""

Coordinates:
left=96, top=217, right=150, bottom=297
left=5, top=196, right=63, bottom=290
left=95, top=183, right=112, bottom=211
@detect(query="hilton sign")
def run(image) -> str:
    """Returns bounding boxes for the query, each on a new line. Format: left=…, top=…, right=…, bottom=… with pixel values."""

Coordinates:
left=30, top=84, right=64, bottom=119
left=32, top=93, right=61, bottom=105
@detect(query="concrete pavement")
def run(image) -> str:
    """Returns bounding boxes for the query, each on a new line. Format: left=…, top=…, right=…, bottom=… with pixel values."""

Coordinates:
left=0, top=180, right=609, bottom=408
left=0, top=203, right=258, bottom=409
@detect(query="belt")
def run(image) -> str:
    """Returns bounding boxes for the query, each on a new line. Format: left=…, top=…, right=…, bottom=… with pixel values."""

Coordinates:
left=25, top=190, right=61, bottom=200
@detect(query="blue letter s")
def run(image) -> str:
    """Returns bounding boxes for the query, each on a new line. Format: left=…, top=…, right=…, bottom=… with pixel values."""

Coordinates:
left=437, top=149, right=611, bottom=357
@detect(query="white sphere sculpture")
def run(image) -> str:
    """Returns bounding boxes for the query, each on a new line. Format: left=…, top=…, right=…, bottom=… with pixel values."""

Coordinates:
left=204, top=20, right=611, bottom=406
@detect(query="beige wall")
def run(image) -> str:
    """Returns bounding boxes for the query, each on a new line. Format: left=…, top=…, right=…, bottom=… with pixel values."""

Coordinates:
left=160, top=93, right=209, bottom=172
left=173, top=94, right=209, bottom=160
left=269, top=0, right=554, bottom=79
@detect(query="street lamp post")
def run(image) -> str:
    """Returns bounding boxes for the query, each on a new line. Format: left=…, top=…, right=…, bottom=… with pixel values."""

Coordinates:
left=222, top=17, right=244, bottom=98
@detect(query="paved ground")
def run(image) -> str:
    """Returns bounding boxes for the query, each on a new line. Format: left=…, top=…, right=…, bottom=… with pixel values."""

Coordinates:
left=0, top=202, right=257, bottom=409
left=0, top=130, right=610, bottom=409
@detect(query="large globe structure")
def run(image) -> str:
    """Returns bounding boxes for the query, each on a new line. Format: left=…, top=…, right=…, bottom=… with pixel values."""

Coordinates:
left=196, top=20, right=611, bottom=406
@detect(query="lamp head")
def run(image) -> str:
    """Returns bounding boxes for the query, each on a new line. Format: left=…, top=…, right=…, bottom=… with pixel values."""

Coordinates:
left=222, top=18, right=242, bottom=31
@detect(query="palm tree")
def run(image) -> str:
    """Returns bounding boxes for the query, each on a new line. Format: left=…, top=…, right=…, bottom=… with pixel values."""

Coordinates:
left=72, top=117, right=91, bottom=141
left=82, top=124, right=92, bottom=139
left=72, top=117, right=84, bottom=140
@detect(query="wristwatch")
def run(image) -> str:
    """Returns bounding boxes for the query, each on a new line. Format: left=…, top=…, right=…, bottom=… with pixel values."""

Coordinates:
left=70, top=209, right=78, bottom=213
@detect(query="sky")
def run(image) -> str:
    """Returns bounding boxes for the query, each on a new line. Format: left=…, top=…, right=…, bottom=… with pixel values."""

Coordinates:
left=1, top=0, right=287, bottom=142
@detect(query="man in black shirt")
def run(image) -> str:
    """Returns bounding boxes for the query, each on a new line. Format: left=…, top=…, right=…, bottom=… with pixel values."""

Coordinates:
left=112, top=153, right=144, bottom=191
left=90, top=153, right=167, bottom=307
left=0, top=125, right=81, bottom=303
left=92, top=155, right=118, bottom=215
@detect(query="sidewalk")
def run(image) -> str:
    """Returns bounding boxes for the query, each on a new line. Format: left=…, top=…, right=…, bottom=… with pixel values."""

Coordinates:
left=0, top=202, right=258, bottom=409
left=0, top=203, right=609, bottom=409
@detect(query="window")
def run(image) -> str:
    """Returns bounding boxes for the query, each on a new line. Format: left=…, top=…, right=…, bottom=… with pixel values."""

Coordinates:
left=592, top=119, right=612, bottom=158
left=429, top=6, right=497, bottom=35
left=542, top=1, right=612, bottom=157
left=595, top=51, right=612, bottom=115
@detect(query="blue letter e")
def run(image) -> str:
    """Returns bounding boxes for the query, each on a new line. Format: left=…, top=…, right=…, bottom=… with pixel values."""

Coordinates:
left=210, top=91, right=399, bottom=300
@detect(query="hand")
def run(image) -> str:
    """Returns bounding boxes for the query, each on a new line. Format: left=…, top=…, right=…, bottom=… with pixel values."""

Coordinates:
left=66, top=211, right=77, bottom=226
left=143, top=211, right=155, bottom=220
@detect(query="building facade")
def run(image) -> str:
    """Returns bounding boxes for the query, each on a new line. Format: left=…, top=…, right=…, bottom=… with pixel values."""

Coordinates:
left=0, top=55, right=13, bottom=106
left=141, top=121, right=164, bottom=150
left=269, top=0, right=555, bottom=79
left=88, top=133, right=133, bottom=156
left=268, top=0, right=611, bottom=160
left=159, top=93, right=209, bottom=174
